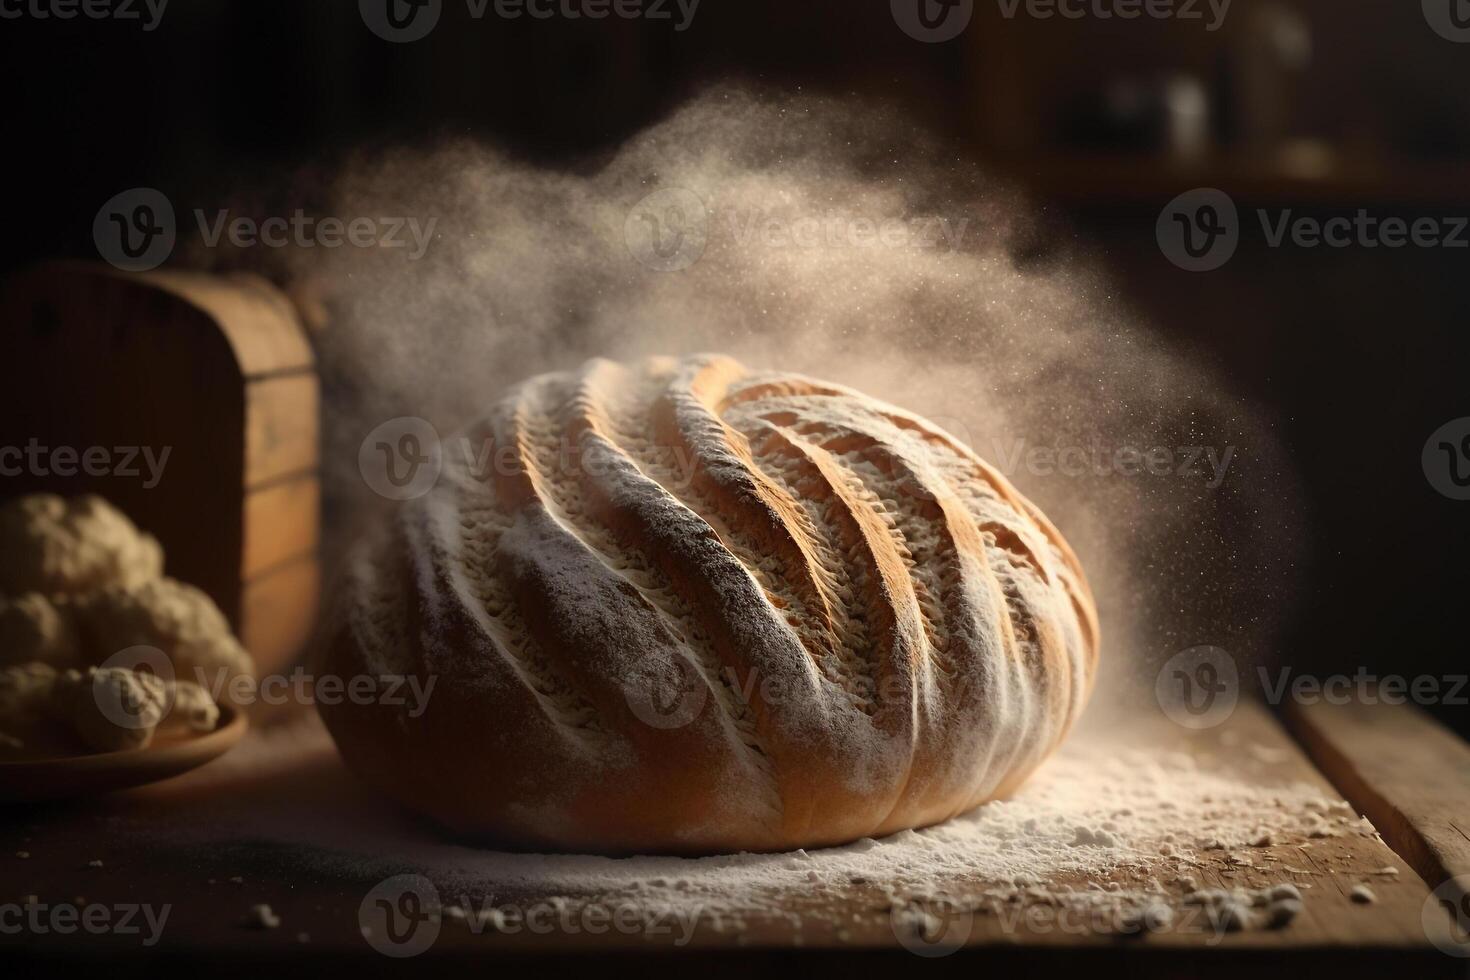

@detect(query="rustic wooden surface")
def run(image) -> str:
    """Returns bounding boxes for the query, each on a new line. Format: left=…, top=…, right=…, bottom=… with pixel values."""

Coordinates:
left=1, top=699, right=1463, bottom=975
left=1285, top=696, right=1470, bottom=929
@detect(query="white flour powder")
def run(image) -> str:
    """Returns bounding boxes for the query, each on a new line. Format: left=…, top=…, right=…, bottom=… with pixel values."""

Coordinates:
left=143, top=711, right=1382, bottom=941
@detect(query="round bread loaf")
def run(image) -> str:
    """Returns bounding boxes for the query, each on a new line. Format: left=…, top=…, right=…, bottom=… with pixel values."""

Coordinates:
left=319, top=355, right=1099, bottom=853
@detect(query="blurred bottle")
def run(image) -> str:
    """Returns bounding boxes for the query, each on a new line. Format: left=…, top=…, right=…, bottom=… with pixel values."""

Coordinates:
left=1218, top=2, right=1313, bottom=152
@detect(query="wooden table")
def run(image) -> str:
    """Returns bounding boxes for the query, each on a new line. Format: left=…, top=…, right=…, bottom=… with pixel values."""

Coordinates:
left=2, top=698, right=1467, bottom=977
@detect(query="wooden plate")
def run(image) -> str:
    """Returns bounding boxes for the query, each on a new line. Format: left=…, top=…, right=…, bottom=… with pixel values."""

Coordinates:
left=0, top=706, right=248, bottom=802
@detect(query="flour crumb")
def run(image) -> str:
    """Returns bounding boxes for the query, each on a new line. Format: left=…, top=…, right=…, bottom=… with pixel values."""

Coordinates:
left=245, top=904, right=281, bottom=929
left=1263, top=899, right=1302, bottom=929
left=1070, top=826, right=1117, bottom=848
left=1268, top=883, right=1302, bottom=902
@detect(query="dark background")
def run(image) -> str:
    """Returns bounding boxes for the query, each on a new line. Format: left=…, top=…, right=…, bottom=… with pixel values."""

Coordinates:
left=1, top=0, right=1466, bottom=733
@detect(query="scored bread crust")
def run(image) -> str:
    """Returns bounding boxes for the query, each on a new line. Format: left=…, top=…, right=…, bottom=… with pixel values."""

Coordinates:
left=318, top=355, right=1099, bottom=854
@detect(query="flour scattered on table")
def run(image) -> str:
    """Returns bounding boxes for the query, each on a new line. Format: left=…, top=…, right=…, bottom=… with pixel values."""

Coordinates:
left=139, top=715, right=1369, bottom=941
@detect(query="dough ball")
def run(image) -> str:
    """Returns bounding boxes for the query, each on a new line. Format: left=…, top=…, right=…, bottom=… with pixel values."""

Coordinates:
left=0, top=592, right=80, bottom=669
left=159, top=678, right=222, bottom=735
left=78, top=578, right=255, bottom=688
left=48, top=666, right=169, bottom=753
left=0, top=661, right=60, bottom=741
left=0, top=494, right=163, bottom=597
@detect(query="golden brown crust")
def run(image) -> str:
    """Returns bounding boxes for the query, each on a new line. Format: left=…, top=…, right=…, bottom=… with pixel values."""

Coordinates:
left=317, top=355, right=1099, bottom=853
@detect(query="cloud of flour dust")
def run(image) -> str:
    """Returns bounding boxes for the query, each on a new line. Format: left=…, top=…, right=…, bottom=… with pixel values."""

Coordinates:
left=273, top=87, right=1301, bottom=719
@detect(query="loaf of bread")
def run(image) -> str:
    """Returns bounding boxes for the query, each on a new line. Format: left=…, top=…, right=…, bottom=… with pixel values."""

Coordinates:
left=318, top=355, right=1099, bottom=853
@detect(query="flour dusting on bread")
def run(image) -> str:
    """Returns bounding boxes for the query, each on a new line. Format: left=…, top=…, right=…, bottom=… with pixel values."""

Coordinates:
left=320, top=354, right=1099, bottom=853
